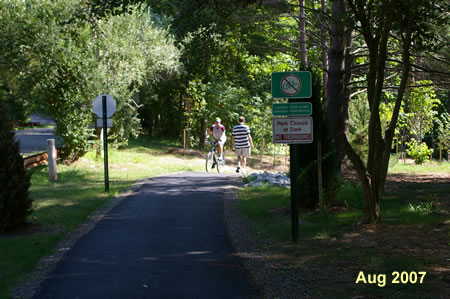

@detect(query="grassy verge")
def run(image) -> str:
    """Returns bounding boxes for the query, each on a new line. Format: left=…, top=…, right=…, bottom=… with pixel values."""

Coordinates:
left=14, top=124, right=55, bottom=131
left=388, top=155, right=450, bottom=174
left=0, top=136, right=203, bottom=299
left=237, top=172, right=449, bottom=297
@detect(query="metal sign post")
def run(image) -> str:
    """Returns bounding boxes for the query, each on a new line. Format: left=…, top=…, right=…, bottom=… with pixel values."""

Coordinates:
left=102, top=95, right=109, bottom=192
left=271, top=71, right=312, bottom=243
left=93, top=94, right=116, bottom=193
left=288, top=99, right=300, bottom=243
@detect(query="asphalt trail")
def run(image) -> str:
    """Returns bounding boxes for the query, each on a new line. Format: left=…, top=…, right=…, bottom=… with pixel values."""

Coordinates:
left=33, top=172, right=259, bottom=299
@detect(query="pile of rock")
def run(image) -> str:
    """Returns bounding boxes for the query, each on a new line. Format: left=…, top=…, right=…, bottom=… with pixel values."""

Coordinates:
left=244, top=171, right=290, bottom=188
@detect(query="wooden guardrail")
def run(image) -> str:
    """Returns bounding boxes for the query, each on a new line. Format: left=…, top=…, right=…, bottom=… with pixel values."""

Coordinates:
left=23, top=149, right=62, bottom=169
left=23, top=152, right=48, bottom=169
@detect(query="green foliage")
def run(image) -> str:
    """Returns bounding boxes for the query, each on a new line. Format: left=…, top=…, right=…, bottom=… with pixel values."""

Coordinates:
left=408, top=201, right=434, bottom=215
left=0, top=1, right=181, bottom=159
left=435, top=112, right=450, bottom=151
left=406, top=81, right=440, bottom=140
left=406, top=138, right=433, bottom=165
left=349, top=97, right=370, bottom=161
left=0, top=103, right=33, bottom=232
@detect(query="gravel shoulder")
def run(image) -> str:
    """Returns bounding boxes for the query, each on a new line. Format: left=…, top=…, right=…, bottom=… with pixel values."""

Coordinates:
left=223, top=175, right=308, bottom=298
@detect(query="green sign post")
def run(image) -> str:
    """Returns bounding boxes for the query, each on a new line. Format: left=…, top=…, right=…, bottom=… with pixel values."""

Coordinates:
left=271, top=71, right=312, bottom=243
left=93, top=94, right=116, bottom=192
left=272, top=102, right=312, bottom=116
left=271, top=71, right=312, bottom=98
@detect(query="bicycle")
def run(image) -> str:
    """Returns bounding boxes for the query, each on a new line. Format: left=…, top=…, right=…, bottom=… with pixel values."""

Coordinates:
left=206, top=140, right=225, bottom=173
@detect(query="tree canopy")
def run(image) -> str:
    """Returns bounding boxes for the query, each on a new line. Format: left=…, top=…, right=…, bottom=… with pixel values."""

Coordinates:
left=1, top=0, right=448, bottom=221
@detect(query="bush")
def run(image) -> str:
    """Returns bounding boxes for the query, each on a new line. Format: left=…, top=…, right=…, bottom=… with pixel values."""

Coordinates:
left=0, top=102, right=33, bottom=232
left=406, top=139, right=433, bottom=165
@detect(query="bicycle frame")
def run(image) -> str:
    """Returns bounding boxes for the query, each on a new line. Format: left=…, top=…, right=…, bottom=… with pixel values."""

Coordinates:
left=206, top=140, right=224, bottom=173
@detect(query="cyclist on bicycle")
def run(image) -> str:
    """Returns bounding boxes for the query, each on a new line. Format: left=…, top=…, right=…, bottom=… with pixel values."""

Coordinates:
left=206, top=117, right=226, bottom=161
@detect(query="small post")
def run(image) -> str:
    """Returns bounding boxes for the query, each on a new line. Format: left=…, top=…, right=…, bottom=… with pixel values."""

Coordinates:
left=273, top=144, right=276, bottom=166
left=440, top=137, right=442, bottom=163
left=285, top=144, right=288, bottom=165
left=47, top=139, right=57, bottom=182
left=318, top=140, right=323, bottom=213
left=260, top=138, right=264, bottom=168
left=183, top=129, right=186, bottom=154
left=102, top=95, right=109, bottom=192
left=396, top=133, right=399, bottom=153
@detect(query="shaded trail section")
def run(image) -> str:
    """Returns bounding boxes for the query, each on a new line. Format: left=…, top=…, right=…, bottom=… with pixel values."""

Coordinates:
left=33, top=172, right=259, bottom=298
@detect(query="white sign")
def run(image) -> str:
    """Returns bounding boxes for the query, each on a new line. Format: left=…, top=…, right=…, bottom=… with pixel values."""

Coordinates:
left=92, top=94, right=116, bottom=118
left=273, top=116, right=313, bottom=144
left=280, top=74, right=302, bottom=96
left=96, top=119, right=113, bottom=128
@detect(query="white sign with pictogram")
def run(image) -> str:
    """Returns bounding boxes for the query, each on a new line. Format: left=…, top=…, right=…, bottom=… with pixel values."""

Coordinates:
left=272, top=116, right=313, bottom=144
left=280, top=74, right=302, bottom=96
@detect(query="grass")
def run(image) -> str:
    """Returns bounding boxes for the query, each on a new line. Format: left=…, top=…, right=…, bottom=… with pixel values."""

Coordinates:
left=236, top=168, right=448, bottom=298
left=237, top=182, right=363, bottom=242
left=14, top=124, right=55, bottom=131
left=388, top=155, right=450, bottom=174
left=0, top=136, right=204, bottom=299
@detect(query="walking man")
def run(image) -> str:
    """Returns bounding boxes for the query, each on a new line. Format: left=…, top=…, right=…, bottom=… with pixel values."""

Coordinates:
left=232, top=116, right=254, bottom=174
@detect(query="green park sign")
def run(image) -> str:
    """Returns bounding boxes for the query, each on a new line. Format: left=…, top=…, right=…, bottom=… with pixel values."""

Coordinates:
left=272, top=102, right=312, bottom=116
left=271, top=71, right=312, bottom=98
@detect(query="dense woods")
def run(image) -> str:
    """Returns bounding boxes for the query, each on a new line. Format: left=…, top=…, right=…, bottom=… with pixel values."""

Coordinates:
left=1, top=0, right=448, bottom=223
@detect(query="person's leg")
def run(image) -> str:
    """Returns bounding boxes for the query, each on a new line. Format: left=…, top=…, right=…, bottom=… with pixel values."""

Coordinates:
left=218, top=137, right=226, bottom=159
left=241, top=148, right=250, bottom=174
left=218, top=143, right=223, bottom=158
left=236, top=149, right=242, bottom=172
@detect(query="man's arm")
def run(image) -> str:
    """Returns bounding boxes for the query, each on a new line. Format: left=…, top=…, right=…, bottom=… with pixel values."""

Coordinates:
left=248, top=134, right=254, bottom=149
left=232, top=136, right=235, bottom=150
left=205, top=126, right=213, bottom=139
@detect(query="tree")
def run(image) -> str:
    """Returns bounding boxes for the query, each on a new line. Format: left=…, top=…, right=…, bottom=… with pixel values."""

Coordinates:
left=405, top=81, right=440, bottom=141
left=0, top=102, right=33, bottom=232
left=328, top=0, right=448, bottom=223
left=0, top=1, right=181, bottom=160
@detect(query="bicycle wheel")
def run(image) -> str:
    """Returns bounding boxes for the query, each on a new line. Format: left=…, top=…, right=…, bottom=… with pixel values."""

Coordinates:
left=206, top=152, right=215, bottom=172
left=216, top=155, right=224, bottom=173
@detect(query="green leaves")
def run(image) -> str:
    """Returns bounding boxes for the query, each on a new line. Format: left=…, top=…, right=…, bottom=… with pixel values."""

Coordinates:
left=0, top=1, right=181, bottom=159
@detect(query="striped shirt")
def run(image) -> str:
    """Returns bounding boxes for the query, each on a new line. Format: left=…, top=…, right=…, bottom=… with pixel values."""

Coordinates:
left=232, top=124, right=251, bottom=149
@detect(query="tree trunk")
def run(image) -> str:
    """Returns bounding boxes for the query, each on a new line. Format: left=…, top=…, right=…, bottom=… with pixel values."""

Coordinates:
left=321, top=0, right=328, bottom=101
left=184, top=92, right=191, bottom=150
left=327, top=0, right=349, bottom=171
left=199, top=118, right=207, bottom=149
left=299, top=0, right=308, bottom=68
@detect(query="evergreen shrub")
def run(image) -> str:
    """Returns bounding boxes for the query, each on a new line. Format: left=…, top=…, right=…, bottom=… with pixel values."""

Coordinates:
left=0, top=102, right=33, bottom=232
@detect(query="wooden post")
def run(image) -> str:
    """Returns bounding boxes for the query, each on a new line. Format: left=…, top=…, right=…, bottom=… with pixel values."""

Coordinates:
left=273, top=144, right=276, bottom=166
left=396, top=133, right=399, bottom=153
left=260, top=138, right=264, bottom=168
left=440, top=136, right=442, bottom=163
left=318, top=140, right=324, bottom=213
left=285, top=144, right=288, bottom=165
left=183, top=129, right=186, bottom=154
left=47, top=139, right=57, bottom=182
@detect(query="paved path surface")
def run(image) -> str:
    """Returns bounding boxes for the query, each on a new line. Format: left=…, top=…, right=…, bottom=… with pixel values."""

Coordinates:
left=33, top=172, right=260, bottom=298
left=15, top=114, right=59, bottom=155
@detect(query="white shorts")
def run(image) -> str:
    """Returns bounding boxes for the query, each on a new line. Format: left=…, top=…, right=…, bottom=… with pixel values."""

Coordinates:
left=217, top=136, right=226, bottom=146
left=236, top=147, right=250, bottom=157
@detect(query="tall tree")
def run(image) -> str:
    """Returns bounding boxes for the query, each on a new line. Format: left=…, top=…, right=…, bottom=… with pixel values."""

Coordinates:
left=327, top=0, right=447, bottom=223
